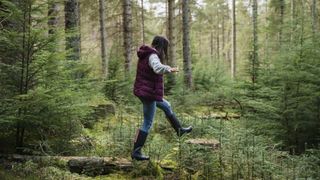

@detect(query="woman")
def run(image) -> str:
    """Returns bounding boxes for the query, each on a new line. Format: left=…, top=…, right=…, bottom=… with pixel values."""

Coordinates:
left=132, top=36, right=192, bottom=161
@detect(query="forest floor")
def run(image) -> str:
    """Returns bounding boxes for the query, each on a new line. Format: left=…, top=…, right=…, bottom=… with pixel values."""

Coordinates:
left=0, top=105, right=318, bottom=179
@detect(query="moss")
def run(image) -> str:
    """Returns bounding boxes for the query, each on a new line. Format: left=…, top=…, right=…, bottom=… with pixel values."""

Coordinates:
left=130, top=160, right=164, bottom=179
left=94, top=173, right=131, bottom=180
left=159, top=159, right=177, bottom=170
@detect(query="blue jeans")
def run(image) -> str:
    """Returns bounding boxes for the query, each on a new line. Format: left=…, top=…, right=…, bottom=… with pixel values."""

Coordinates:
left=139, top=97, right=174, bottom=133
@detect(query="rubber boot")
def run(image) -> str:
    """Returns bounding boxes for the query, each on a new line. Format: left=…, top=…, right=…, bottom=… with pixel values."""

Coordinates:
left=131, top=129, right=149, bottom=161
left=166, top=113, right=192, bottom=137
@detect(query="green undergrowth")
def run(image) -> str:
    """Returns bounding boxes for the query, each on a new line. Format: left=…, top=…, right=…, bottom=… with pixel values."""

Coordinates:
left=1, top=100, right=319, bottom=179
left=77, top=106, right=320, bottom=179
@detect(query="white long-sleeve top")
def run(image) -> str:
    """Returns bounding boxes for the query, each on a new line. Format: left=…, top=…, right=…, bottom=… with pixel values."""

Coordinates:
left=148, top=54, right=171, bottom=74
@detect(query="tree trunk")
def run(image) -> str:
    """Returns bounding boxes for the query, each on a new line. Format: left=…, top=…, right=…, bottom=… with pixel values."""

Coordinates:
left=264, top=0, right=269, bottom=65
left=231, top=0, right=236, bottom=79
left=210, top=31, right=214, bottom=61
left=182, top=0, right=192, bottom=89
left=48, top=0, right=59, bottom=35
left=279, top=0, right=285, bottom=46
left=65, top=0, right=81, bottom=61
left=198, top=23, right=202, bottom=58
left=141, top=0, right=145, bottom=44
left=167, top=0, right=176, bottom=91
left=99, top=0, right=108, bottom=77
left=216, top=25, right=220, bottom=60
left=123, top=0, right=132, bottom=76
left=251, top=0, right=258, bottom=89
left=290, top=0, right=295, bottom=41
left=215, top=3, right=220, bottom=61
left=312, top=0, right=318, bottom=35
left=222, top=6, right=225, bottom=61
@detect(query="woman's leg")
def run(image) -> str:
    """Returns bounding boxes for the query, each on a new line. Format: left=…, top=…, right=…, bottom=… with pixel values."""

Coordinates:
left=132, top=98, right=156, bottom=161
left=156, top=99, right=192, bottom=136
left=140, top=98, right=156, bottom=133
left=155, top=99, right=173, bottom=117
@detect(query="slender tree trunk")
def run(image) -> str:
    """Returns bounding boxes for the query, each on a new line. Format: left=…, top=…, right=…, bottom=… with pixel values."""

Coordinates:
left=99, top=0, right=108, bottom=77
left=231, top=0, right=236, bottom=79
left=222, top=7, right=225, bottom=61
left=279, top=0, right=285, bottom=46
left=251, top=0, right=258, bottom=88
left=290, top=0, right=295, bottom=41
left=312, top=0, right=318, bottom=35
left=165, top=0, right=168, bottom=38
left=167, top=0, right=176, bottom=90
left=198, top=23, right=202, bottom=58
left=216, top=27, right=220, bottom=60
left=48, top=0, right=59, bottom=35
left=216, top=13, right=220, bottom=61
left=123, top=0, right=132, bottom=76
left=65, top=0, right=81, bottom=61
left=210, top=30, right=213, bottom=60
left=25, top=2, right=31, bottom=94
left=264, top=0, right=269, bottom=65
left=182, top=0, right=192, bottom=89
left=141, top=0, right=145, bottom=44
left=216, top=4, right=220, bottom=60
left=134, top=0, right=140, bottom=49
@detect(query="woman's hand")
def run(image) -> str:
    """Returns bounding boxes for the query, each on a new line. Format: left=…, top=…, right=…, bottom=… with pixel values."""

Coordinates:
left=170, top=67, right=179, bottom=73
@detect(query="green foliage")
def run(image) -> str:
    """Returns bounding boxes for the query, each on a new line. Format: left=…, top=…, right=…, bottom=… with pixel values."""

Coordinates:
left=0, top=0, right=319, bottom=179
left=2, top=160, right=89, bottom=180
left=238, top=1, right=320, bottom=153
left=104, top=42, right=137, bottom=106
left=0, top=0, right=99, bottom=154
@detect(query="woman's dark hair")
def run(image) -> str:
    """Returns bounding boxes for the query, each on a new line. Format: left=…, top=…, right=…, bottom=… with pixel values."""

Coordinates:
left=151, top=36, right=169, bottom=63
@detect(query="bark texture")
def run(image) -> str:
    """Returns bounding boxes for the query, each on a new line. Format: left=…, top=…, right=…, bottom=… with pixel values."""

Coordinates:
left=99, top=0, right=108, bottom=77
left=123, top=0, right=132, bottom=75
left=182, top=0, right=192, bottom=89
left=231, top=0, right=236, bottom=79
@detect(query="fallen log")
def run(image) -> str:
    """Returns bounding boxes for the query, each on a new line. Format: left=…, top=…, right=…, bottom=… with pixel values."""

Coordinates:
left=0, top=154, right=132, bottom=176
left=0, top=154, right=178, bottom=176
left=67, top=156, right=132, bottom=176
left=199, top=112, right=240, bottom=120
left=186, top=138, right=220, bottom=150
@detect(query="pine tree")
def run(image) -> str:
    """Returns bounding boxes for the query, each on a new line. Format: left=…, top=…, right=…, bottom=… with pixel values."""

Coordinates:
left=0, top=0, right=94, bottom=154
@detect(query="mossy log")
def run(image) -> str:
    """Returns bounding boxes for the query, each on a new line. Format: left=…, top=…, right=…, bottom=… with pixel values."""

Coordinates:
left=67, top=156, right=132, bottom=176
left=200, top=112, right=240, bottom=120
left=0, top=154, right=177, bottom=176
left=186, top=138, right=220, bottom=150
left=0, top=154, right=132, bottom=176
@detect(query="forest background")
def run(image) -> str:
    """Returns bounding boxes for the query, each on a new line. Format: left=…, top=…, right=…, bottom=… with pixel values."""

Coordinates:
left=0, top=0, right=319, bottom=179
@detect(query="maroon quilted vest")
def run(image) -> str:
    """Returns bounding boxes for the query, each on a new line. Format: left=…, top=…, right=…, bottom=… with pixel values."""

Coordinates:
left=133, top=45, right=164, bottom=101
